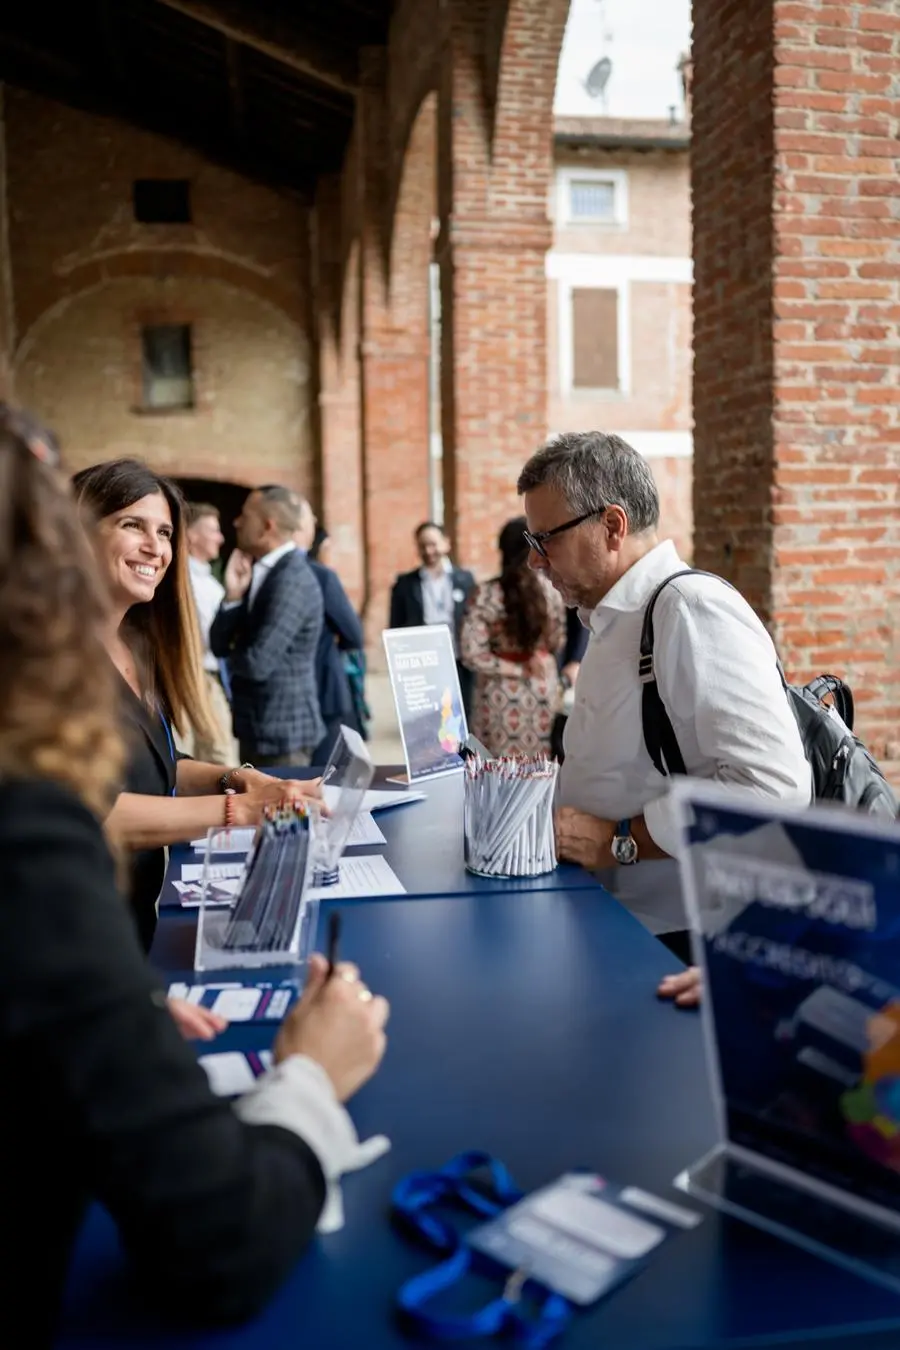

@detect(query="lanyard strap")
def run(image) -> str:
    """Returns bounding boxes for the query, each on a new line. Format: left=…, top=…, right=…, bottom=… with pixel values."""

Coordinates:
left=392, top=1152, right=570, bottom=1348
left=159, top=713, right=177, bottom=797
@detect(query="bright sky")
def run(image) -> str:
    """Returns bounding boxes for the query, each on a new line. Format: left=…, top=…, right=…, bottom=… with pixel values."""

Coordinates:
left=555, top=0, right=692, bottom=120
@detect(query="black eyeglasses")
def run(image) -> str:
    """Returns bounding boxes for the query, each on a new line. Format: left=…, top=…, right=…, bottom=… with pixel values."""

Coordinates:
left=523, top=509, right=605, bottom=560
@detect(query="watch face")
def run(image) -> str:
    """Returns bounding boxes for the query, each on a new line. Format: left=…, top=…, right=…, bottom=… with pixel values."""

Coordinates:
left=612, top=833, right=639, bottom=865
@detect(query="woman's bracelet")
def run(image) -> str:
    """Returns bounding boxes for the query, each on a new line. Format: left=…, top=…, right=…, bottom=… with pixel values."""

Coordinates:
left=219, top=761, right=254, bottom=793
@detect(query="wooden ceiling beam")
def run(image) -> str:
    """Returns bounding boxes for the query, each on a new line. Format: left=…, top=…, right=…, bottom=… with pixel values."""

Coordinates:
left=224, top=36, right=247, bottom=149
left=154, top=0, right=358, bottom=97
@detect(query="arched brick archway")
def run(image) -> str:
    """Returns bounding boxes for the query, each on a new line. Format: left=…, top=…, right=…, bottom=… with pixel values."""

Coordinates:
left=437, top=0, right=571, bottom=577
left=15, top=278, right=314, bottom=489
left=315, top=0, right=573, bottom=640
left=33, top=247, right=305, bottom=330
left=357, top=91, right=438, bottom=632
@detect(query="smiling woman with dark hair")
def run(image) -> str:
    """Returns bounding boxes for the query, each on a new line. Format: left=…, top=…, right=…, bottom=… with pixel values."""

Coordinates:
left=72, top=460, right=320, bottom=972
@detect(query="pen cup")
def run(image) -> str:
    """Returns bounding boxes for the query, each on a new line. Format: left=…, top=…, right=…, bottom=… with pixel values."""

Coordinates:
left=463, top=756, right=558, bottom=879
left=194, top=802, right=320, bottom=974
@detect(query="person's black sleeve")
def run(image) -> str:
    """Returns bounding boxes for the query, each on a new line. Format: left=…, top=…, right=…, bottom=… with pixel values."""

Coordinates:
left=209, top=600, right=244, bottom=659
left=389, top=577, right=404, bottom=629
left=0, top=780, right=325, bottom=1325
left=561, top=607, right=589, bottom=668
left=322, top=568, right=364, bottom=651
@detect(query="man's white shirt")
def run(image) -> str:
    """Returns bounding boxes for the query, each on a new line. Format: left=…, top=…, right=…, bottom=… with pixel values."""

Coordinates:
left=559, top=540, right=811, bottom=933
left=248, top=540, right=297, bottom=609
left=188, top=556, right=225, bottom=674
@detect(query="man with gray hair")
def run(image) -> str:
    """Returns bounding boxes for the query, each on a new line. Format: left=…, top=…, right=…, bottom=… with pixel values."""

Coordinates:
left=517, top=431, right=810, bottom=1004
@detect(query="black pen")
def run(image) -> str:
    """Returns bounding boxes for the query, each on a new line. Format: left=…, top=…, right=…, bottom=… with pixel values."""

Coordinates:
left=326, top=910, right=342, bottom=979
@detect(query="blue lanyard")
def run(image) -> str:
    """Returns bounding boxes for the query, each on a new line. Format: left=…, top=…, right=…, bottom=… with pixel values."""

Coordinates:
left=159, top=713, right=178, bottom=797
left=392, top=1152, right=570, bottom=1348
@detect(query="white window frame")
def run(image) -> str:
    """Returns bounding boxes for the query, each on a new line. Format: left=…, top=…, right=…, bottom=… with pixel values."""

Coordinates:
left=556, top=166, right=629, bottom=228
left=558, top=278, right=631, bottom=397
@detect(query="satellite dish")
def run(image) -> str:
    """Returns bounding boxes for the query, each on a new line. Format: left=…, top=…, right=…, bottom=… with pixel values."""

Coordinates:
left=584, top=56, right=612, bottom=99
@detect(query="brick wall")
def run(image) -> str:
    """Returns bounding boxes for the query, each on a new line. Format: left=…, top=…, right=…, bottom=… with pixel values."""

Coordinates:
left=15, top=276, right=313, bottom=487
left=315, top=166, right=365, bottom=606
left=439, top=0, right=570, bottom=582
left=359, top=70, right=434, bottom=637
left=692, top=0, right=777, bottom=616
left=693, top=0, right=900, bottom=767
left=4, top=88, right=315, bottom=490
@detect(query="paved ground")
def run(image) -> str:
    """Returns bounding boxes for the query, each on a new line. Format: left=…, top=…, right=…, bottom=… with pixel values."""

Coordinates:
left=365, top=670, right=404, bottom=766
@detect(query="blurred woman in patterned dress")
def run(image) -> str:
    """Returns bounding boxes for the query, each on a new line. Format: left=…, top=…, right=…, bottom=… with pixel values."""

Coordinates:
left=461, top=517, right=565, bottom=758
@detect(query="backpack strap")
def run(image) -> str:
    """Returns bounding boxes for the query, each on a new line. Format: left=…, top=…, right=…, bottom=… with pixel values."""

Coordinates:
left=804, top=673, right=854, bottom=732
left=639, top=568, right=735, bottom=778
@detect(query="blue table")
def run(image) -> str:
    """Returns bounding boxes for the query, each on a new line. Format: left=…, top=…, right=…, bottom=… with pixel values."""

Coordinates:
left=59, top=890, right=900, bottom=1349
left=159, top=769, right=602, bottom=913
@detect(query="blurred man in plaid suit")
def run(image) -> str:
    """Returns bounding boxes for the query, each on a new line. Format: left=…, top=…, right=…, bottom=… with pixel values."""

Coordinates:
left=210, top=485, right=324, bottom=767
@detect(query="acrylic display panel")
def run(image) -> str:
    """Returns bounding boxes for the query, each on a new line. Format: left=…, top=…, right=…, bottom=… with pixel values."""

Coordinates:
left=673, top=780, right=900, bottom=1293
left=315, top=724, right=375, bottom=882
left=194, top=803, right=320, bottom=973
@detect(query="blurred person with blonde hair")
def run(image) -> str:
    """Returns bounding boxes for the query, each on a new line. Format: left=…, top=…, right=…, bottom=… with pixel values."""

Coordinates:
left=184, top=499, right=236, bottom=765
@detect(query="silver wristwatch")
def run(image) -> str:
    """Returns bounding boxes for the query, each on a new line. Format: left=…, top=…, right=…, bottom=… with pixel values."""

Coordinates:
left=611, top=818, right=639, bottom=866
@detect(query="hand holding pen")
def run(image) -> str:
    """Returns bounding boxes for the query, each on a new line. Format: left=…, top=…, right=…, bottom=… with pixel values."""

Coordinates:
left=273, top=912, right=389, bottom=1102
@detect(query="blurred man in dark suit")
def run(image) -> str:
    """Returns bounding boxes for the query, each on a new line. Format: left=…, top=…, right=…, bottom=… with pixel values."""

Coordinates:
left=291, top=500, right=365, bottom=766
left=210, top=486, right=324, bottom=767
left=389, top=521, right=476, bottom=718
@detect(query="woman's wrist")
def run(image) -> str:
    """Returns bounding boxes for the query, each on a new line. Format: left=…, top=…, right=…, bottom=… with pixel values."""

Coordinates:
left=219, top=762, right=254, bottom=794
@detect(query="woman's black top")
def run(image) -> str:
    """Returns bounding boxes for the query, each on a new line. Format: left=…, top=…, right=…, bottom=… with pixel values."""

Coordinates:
left=0, top=778, right=325, bottom=1343
left=118, top=677, right=178, bottom=951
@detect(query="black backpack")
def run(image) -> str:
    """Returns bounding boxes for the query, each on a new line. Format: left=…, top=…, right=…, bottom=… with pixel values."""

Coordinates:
left=640, top=569, right=898, bottom=820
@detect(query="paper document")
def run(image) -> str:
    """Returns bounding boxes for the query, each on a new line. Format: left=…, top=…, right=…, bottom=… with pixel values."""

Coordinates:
left=310, top=853, right=405, bottom=900
left=190, top=813, right=385, bottom=853
left=324, top=786, right=426, bottom=814
left=345, top=811, right=386, bottom=847
left=180, top=861, right=245, bottom=883
left=190, top=827, right=256, bottom=854
left=168, top=982, right=296, bottom=1021
left=172, top=878, right=240, bottom=907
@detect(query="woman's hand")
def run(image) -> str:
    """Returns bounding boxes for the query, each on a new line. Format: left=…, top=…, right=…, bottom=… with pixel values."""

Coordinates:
left=228, top=777, right=323, bottom=827
left=168, top=997, right=228, bottom=1041
left=526, top=651, right=548, bottom=679
left=274, top=954, right=389, bottom=1102
left=657, top=966, right=702, bottom=1009
left=231, top=767, right=321, bottom=800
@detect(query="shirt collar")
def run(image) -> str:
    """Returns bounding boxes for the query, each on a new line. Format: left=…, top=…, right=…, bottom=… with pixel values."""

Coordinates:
left=584, top=539, right=684, bottom=636
left=188, top=555, right=211, bottom=577
left=419, top=557, right=453, bottom=582
left=255, top=539, right=296, bottom=571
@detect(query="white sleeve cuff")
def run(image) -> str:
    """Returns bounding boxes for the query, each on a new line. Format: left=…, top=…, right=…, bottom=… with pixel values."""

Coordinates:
left=221, top=600, right=242, bottom=611
left=233, top=1055, right=390, bottom=1233
left=642, top=791, right=680, bottom=859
